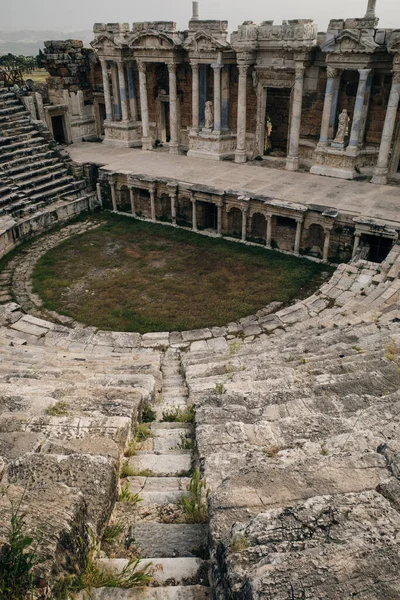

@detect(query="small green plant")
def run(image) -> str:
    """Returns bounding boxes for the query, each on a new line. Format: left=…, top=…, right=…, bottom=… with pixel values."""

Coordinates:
left=264, top=445, right=284, bottom=458
left=118, top=483, right=143, bottom=504
left=214, top=383, right=225, bottom=395
left=320, top=441, right=329, bottom=456
left=352, top=346, right=362, bottom=352
left=229, top=341, right=241, bottom=355
left=142, top=405, right=157, bottom=423
left=45, top=401, right=69, bottom=416
left=136, top=423, right=152, bottom=442
left=0, top=503, right=45, bottom=600
left=127, top=468, right=154, bottom=478
left=230, top=534, right=249, bottom=553
left=161, top=405, right=194, bottom=423
left=178, top=468, right=209, bottom=524
left=385, top=342, right=398, bottom=362
left=124, top=439, right=137, bottom=458
left=120, top=464, right=136, bottom=479
left=85, top=557, right=153, bottom=588
left=101, top=522, right=124, bottom=544
left=177, top=434, right=195, bottom=451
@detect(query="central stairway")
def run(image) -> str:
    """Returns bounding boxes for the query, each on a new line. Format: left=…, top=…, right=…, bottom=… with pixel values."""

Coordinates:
left=84, top=348, right=211, bottom=599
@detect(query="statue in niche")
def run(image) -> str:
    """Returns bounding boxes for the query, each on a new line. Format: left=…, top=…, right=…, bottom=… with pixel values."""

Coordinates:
left=333, top=109, right=351, bottom=144
left=204, top=101, right=214, bottom=129
left=264, top=116, right=273, bottom=154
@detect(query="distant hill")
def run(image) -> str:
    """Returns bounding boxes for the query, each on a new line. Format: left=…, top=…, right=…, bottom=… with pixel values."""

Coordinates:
left=0, top=30, right=93, bottom=56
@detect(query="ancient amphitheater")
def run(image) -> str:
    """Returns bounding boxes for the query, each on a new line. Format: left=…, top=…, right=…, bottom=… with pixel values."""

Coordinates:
left=1, top=1, right=400, bottom=599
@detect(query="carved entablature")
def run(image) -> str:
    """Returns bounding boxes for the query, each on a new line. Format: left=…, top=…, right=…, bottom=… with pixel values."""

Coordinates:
left=127, top=30, right=180, bottom=51
left=184, top=31, right=228, bottom=53
left=322, top=29, right=379, bottom=55
left=232, top=19, right=317, bottom=53
left=91, top=33, right=124, bottom=57
left=254, top=67, right=295, bottom=87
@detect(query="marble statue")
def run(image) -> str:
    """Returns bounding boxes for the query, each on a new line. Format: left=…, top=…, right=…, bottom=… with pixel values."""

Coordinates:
left=333, top=109, right=350, bottom=144
left=264, top=116, right=273, bottom=153
left=205, top=101, right=214, bottom=129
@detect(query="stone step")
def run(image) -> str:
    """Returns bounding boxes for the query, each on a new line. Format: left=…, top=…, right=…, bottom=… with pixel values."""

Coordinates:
left=126, top=454, right=192, bottom=477
left=126, top=476, right=190, bottom=506
left=128, top=523, right=208, bottom=558
left=0, top=136, right=45, bottom=154
left=79, top=586, right=210, bottom=599
left=11, top=160, right=64, bottom=181
left=0, top=143, right=51, bottom=163
left=0, top=151, right=56, bottom=172
left=17, top=167, right=69, bottom=190
left=97, top=557, right=208, bottom=586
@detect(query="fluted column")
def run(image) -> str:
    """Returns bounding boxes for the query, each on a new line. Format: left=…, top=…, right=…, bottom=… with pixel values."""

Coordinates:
left=138, top=61, right=152, bottom=151
left=241, top=209, right=247, bottom=242
left=266, top=214, right=272, bottom=249
left=235, top=63, right=249, bottom=164
left=100, top=60, right=113, bottom=121
left=127, top=62, right=138, bottom=121
left=371, top=71, right=400, bottom=185
left=168, top=63, right=179, bottom=155
left=111, top=62, right=121, bottom=120
left=317, top=67, right=337, bottom=148
left=149, top=184, right=156, bottom=222
left=129, top=187, right=136, bottom=217
left=323, top=227, right=332, bottom=262
left=212, top=63, right=223, bottom=132
left=352, top=232, right=361, bottom=258
left=294, top=219, right=303, bottom=255
left=286, top=64, right=305, bottom=171
left=347, top=69, right=371, bottom=152
left=191, top=196, right=197, bottom=231
left=117, top=61, right=130, bottom=121
left=217, top=205, right=222, bottom=237
left=191, top=61, right=200, bottom=130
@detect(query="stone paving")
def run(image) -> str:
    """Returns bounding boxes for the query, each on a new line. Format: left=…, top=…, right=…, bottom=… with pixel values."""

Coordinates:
left=68, top=143, right=400, bottom=227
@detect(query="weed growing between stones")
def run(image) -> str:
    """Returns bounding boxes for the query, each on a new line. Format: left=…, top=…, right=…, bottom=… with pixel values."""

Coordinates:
left=230, top=535, right=250, bottom=553
left=124, top=439, right=137, bottom=458
left=214, top=383, right=225, bottom=394
left=120, top=464, right=136, bottom=478
left=101, top=522, right=124, bottom=544
left=142, top=405, right=157, bottom=422
left=118, top=483, right=143, bottom=504
left=45, top=401, right=69, bottom=416
left=136, top=423, right=152, bottom=442
left=0, top=502, right=45, bottom=600
left=161, top=405, right=194, bottom=423
left=178, top=468, right=209, bottom=524
left=177, top=433, right=195, bottom=450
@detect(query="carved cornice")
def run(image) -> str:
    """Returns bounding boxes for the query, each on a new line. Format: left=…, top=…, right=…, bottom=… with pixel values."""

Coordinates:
left=322, top=29, right=379, bottom=55
left=183, top=30, right=228, bottom=53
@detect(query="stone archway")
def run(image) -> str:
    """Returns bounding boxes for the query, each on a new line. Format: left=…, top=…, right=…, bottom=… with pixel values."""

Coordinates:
left=250, top=212, right=267, bottom=244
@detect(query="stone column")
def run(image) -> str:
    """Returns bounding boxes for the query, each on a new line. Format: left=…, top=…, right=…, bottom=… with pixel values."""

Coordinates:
left=294, top=219, right=303, bottom=255
left=138, top=61, right=152, bottom=151
left=23, top=96, right=37, bottom=121
left=317, top=67, right=337, bottom=148
left=365, top=0, right=376, bottom=17
left=212, top=63, right=223, bottom=132
left=127, top=62, right=138, bottom=121
left=100, top=59, right=113, bottom=121
left=241, top=209, right=247, bottom=242
left=35, top=92, right=46, bottom=124
left=328, top=72, right=342, bottom=140
left=266, top=214, right=272, bottom=249
left=221, top=66, right=230, bottom=130
left=149, top=184, right=156, bottom=222
left=168, top=184, right=177, bottom=224
left=352, top=231, right=361, bottom=258
left=348, top=69, right=371, bottom=152
left=191, top=61, right=200, bottom=130
left=129, top=187, right=136, bottom=216
left=168, top=63, right=179, bottom=155
left=96, top=182, right=103, bottom=207
left=77, top=90, right=85, bottom=119
left=217, top=205, right=222, bottom=236
left=109, top=177, right=117, bottom=211
left=117, top=61, right=130, bottom=121
left=235, top=64, right=249, bottom=164
left=111, top=62, right=121, bottom=120
left=286, top=64, right=305, bottom=171
left=323, top=227, right=332, bottom=262
left=371, top=71, right=400, bottom=185
left=191, top=196, right=198, bottom=231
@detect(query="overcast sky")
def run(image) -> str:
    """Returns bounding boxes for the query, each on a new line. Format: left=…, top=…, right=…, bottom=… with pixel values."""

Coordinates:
left=1, top=0, right=398, bottom=33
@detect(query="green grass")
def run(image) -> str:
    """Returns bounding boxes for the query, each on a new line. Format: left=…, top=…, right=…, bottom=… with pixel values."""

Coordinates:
left=178, top=468, right=209, bottom=524
left=31, top=213, right=332, bottom=333
left=45, top=401, right=69, bottom=416
left=161, top=405, right=194, bottom=423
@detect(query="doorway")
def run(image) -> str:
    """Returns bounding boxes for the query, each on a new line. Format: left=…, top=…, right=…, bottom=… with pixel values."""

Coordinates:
left=265, top=88, right=291, bottom=156
left=52, top=115, right=66, bottom=144
left=360, top=234, right=393, bottom=263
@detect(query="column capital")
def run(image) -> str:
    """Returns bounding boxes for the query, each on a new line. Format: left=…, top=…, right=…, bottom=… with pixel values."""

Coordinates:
left=358, top=68, right=372, bottom=80
left=211, top=63, right=223, bottom=71
left=294, top=64, right=306, bottom=79
left=190, top=60, right=199, bottom=71
left=167, top=62, right=177, bottom=74
left=326, top=66, right=339, bottom=79
left=295, top=216, right=304, bottom=224
left=109, top=174, right=116, bottom=185
left=137, top=61, right=147, bottom=74
left=149, top=182, right=156, bottom=193
left=237, top=63, right=249, bottom=77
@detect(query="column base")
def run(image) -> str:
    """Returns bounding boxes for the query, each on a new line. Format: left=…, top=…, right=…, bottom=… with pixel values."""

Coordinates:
left=371, top=167, right=389, bottom=186
left=286, top=155, right=299, bottom=171
left=141, top=137, right=153, bottom=151
left=169, top=142, right=180, bottom=155
left=235, top=149, right=247, bottom=164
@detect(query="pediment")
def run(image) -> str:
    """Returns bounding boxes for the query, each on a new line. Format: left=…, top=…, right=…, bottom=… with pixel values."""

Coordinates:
left=184, top=31, right=227, bottom=53
left=127, top=31, right=176, bottom=50
left=322, top=29, right=378, bottom=54
left=91, top=33, right=117, bottom=50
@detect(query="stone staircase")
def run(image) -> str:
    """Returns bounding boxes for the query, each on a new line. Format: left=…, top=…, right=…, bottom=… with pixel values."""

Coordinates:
left=0, top=88, right=88, bottom=219
left=85, top=348, right=211, bottom=599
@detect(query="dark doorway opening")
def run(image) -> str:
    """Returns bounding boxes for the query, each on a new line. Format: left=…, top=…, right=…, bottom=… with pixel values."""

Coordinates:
left=265, top=88, right=291, bottom=156
left=360, top=234, right=393, bottom=263
left=52, top=115, right=66, bottom=144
